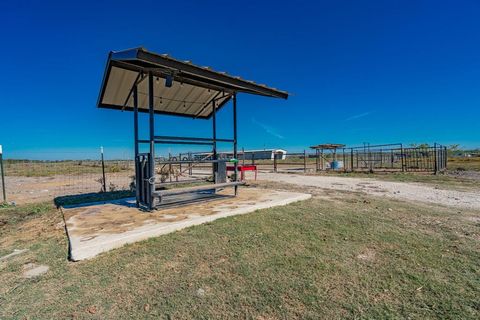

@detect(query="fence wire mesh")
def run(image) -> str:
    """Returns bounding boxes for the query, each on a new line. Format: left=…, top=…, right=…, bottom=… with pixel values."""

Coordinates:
left=0, top=144, right=447, bottom=205
left=1, top=152, right=134, bottom=204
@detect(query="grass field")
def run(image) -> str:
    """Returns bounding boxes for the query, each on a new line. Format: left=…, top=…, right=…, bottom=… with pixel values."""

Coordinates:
left=1, top=187, right=479, bottom=319
left=448, top=157, right=480, bottom=171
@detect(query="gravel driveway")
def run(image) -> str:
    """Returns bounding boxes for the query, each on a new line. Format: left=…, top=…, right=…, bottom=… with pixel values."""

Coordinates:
left=258, top=172, right=480, bottom=210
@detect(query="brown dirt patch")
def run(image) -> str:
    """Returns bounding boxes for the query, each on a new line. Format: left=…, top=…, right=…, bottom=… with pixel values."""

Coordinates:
left=356, top=248, right=376, bottom=262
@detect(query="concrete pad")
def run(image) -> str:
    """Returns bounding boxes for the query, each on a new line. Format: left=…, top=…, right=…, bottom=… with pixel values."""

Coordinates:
left=62, top=188, right=311, bottom=261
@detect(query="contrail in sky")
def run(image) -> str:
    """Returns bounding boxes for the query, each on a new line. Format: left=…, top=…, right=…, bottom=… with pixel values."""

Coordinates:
left=344, top=111, right=372, bottom=121
left=251, top=118, right=285, bottom=139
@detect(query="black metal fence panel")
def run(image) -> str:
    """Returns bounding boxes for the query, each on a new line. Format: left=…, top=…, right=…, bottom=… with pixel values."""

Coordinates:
left=231, top=143, right=447, bottom=174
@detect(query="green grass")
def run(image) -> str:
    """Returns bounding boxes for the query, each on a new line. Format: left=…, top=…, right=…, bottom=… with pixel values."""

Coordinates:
left=1, top=191, right=479, bottom=319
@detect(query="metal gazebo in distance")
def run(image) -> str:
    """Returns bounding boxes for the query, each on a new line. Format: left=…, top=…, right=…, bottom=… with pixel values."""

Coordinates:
left=97, top=47, right=288, bottom=210
left=309, top=143, right=346, bottom=171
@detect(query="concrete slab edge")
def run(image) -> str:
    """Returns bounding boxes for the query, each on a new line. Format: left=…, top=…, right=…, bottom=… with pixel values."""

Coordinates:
left=69, top=193, right=311, bottom=261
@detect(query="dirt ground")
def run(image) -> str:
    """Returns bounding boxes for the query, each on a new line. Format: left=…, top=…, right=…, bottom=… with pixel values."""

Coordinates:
left=4, top=173, right=133, bottom=205
left=257, top=172, right=480, bottom=210
left=3, top=170, right=213, bottom=205
left=448, top=169, right=480, bottom=181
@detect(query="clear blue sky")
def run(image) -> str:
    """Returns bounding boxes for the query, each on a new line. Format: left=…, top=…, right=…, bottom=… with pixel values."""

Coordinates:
left=1, top=0, right=479, bottom=159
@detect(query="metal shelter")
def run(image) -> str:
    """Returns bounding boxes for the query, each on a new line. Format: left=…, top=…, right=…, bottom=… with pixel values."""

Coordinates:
left=97, top=47, right=288, bottom=210
left=309, top=143, right=346, bottom=171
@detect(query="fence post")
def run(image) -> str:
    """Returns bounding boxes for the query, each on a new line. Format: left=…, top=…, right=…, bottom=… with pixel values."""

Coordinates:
left=433, top=143, right=438, bottom=174
left=101, top=146, right=107, bottom=192
left=188, top=152, right=192, bottom=175
left=169, top=152, right=172, bottom=182
left=391, top=149, right=394, bottom=169
left=400, top=143, right=405, bottom=172
left=0, top=145, right=6, bottom=203
left=321, top=149, right=324, bottom=170
left=350, top=149, right=354, bottom=173
left=379, top=148, right=383, bottom=168
left=179, top=152, right=182, bottom=172
left=303, top=150, right=307, bottom=173
left=273, top=153, right=277, bottom=172
left=444, top=146, right=448, bottom=170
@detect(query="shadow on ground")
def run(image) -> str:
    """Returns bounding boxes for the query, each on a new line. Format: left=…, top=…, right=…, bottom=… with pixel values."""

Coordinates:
left=54, top=190, right=135, bottom=208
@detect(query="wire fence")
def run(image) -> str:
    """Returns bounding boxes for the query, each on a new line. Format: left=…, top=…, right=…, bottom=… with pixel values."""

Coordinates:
left=0, top=143, right=448, bottom=204
left=0, top=150, right=135, bottom=204
left=227, top=143, right=448, bottom=174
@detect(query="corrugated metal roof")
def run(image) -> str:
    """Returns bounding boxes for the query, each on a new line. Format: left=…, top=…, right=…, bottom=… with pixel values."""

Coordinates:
left=97, top=47, right=288, bottom=119
left=310, top=144, right=346, bottom=150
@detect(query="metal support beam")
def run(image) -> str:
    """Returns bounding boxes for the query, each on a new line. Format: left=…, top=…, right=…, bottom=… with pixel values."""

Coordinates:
left=134, top=86, right=139, bottom=157
left=233, top=93, right=238, bottom=195
left=122, top=72, right=147, bottom=111
left=154, top=135, right=234, bottom=143
left=212, top=99, right=217, bottom=183
left=148, top=71, right=155, bottom=210
left=133, top=85, right=140, bottom=206
left=148, top=140, right=214, bottom=146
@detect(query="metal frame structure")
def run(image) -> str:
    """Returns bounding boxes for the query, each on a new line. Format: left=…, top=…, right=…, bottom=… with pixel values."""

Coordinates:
left=97, top=48, right=288, bottom=210
left=309, top=144, right=346, bottom=171
left=232, top=143, right=447, bottom=174
left=337, top=143, right=447, bottom=173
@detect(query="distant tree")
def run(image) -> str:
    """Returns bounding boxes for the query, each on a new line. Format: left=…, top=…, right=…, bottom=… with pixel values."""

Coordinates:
left=448, top=144, right=460, bottom=152
left=447, top=144, right=461, bottom=156
left=410, top=143, right=429, bottom=148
